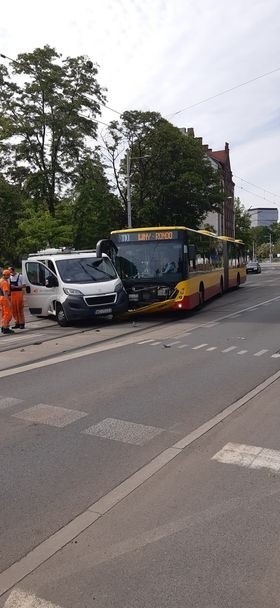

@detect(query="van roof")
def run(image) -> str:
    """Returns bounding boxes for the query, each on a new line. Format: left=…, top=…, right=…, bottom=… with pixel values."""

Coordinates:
left=27, top=248, right=97, bottom=256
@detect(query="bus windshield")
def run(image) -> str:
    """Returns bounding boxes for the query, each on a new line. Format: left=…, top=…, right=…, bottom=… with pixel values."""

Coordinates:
left=115, top=241, right=184, bottom=282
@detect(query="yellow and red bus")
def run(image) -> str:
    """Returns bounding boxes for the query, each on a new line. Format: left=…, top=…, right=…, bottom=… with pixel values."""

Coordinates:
left=102, top=226, right=246, bottom=313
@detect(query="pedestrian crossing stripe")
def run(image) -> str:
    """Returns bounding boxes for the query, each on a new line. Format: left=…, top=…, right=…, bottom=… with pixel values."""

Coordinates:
left=3, top=588, right=63, bottom=607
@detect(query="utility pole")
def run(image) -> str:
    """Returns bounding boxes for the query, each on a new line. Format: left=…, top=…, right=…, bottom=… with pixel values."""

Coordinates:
left=126, top=150, right=151, bottom=228
left=269, top=231, right=272, bottom=262
left=126, top=149, right=132, bottom=228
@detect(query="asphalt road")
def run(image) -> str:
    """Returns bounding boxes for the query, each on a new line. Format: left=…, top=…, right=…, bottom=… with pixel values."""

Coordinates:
left=1, top=265, right=280, bottom=605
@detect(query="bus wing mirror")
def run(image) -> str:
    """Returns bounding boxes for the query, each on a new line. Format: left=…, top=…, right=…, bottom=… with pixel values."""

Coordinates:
left=96, top=239, right=118, bottom=259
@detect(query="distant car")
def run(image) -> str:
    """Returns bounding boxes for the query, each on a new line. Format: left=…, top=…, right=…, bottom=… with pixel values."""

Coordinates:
left=246, top=261, right=261, bottom=274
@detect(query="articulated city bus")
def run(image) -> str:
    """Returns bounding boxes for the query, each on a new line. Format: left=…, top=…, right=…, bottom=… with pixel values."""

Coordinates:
left=98, top=226, right=246, bottom=313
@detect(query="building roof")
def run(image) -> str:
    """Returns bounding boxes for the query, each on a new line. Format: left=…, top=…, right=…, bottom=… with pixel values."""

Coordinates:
left=208, top=150, right=226, bottom=165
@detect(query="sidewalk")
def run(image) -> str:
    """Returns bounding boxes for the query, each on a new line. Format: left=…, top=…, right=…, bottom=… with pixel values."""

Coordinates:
left=2, top=375, right=280, bottom=607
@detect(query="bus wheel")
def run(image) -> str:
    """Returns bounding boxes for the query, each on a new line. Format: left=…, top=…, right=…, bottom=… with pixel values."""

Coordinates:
left=56, top=303, right=69, bottom=327
left=236, top=273, right=241, bottom=288
left=198, top=283, right=205, bottom=307
left=218, top=277, right=224, bottom=296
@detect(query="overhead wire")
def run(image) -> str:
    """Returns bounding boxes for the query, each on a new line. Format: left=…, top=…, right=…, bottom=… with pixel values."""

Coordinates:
left=234, top=174, right=280, bottom=201
left=2, top=52, right=280, bottom=199
left=235, top=184, right=280, bottom=205
left=168, top=66, right=280, bottom=118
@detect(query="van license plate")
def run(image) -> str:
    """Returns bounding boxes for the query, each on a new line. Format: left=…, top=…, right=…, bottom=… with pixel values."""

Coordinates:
left=94, top=308, right=112, bottom=315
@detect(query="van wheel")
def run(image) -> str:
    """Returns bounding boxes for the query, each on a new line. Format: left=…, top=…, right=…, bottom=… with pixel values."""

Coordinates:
left=56, top=304, right=69, bottom=327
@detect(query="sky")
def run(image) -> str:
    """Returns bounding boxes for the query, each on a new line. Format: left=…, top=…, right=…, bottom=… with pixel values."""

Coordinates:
left=1, top=0, right=280, bottom=215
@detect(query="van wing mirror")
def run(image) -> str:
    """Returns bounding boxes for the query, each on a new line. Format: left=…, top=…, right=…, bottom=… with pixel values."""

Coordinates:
left=45, top=275, right=58, bottom=288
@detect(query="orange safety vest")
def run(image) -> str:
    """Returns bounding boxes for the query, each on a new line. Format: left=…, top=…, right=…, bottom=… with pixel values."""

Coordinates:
left=0, top=278, right=10, bottom=297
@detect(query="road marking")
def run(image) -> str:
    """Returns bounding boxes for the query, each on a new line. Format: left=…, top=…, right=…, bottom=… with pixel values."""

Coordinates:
left=13, top=404, right=88, bottom=428
left=192, top=343, right=208, bottom=350
left=206, top=347, right=217, bottom=351
left=2, top=295, right=280, bottom=380
left=3, top=588, right=62, bottom=607
left=2, top=368, right=280, bottom=596
left=203, top=322, right=219, bottom=327
left=222, top=346, right=237, bottom=353
left=237, top=350, right=248, bottom=355
left=137, top=339, right=154, bottom=344
left=82, top=418, right=163, bottom=446
left=271, top=353, right=280, bottom=358
left=254, top=349, right=269, bottom=357
left=0, top=397, right=23, bottom=410
left=0, top=333, right=43, bottom=345
left=178, top=344, right=189, bottom=349
left=212, top=442, right=280, bottom=472
left=150, top=341, right=162, bottom=346
left=166, top=341, right=181, bottom=346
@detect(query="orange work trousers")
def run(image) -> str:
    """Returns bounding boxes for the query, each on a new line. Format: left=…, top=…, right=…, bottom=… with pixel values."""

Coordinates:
left=0, top=297, right=12, bottom=328
left=11, top=291, right=25, bottom=325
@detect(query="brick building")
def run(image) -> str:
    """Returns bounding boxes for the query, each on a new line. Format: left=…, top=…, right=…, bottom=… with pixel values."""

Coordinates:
left=181, top=128, right=235, bottom=237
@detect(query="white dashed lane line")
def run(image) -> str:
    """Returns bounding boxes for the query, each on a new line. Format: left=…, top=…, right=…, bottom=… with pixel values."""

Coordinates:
left=136, top=340, right=280, bottom=360
left=192, top=343, right=208, bottom=350
left=222, top=346, right=237, bottom=353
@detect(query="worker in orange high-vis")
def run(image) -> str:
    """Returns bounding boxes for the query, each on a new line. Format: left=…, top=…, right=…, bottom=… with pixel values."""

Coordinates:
left=9, top=267, right=25, bottom=329
left=0, top=269, right=14, bottom=334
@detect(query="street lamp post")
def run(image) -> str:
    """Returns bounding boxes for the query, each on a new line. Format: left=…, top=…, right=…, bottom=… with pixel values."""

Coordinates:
left=126, top=149, right=151, bottom=228
left=126, top=150, right=132, bottom=229
left=269, top=229, right=273, bottom=263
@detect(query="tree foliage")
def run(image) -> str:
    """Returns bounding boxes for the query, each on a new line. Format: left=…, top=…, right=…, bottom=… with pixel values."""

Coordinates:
left=16, top=202, right=73, bottom=256
left=234, top=197, right=252, bottom=246
left=0, top=46, right=106, bottom=215
left=104, top=110, right=223, bottom=228
left=0, top=175, right=22, bottom=264
left=72, top=155, right=124, bottom=248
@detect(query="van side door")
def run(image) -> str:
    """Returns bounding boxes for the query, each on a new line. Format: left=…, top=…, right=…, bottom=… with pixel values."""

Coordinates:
left=23, top=260, right=59, bottom=316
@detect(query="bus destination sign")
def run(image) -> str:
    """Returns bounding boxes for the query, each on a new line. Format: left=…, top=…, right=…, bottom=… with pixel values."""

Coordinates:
left=116, top=231, right=178, bottom=243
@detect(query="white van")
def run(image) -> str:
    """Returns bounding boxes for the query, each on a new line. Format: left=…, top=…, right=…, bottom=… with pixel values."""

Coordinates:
left=22, top=248, right=128, bottom=326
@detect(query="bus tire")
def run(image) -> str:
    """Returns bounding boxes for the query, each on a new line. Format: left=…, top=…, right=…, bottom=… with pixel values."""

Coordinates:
left=218, top=277, right=224, bottom=296
left=56, top=303, right=69, bottom=327
left=236, top=273, right=241, bottom=288
left=198, top=283, right=205, bottom=308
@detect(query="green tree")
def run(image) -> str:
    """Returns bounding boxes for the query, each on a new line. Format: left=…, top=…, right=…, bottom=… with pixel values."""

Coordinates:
left=0, top=175, right=22, bottom=264
left=256, top=242, right=270, bottom=260
left=16, top=201, right=73, bottom=256
left=72, top=156, right=124, bottom=248
left=0, top=46, right=106, bottom=215
left=234, top=197, right=252, bottom=247
left=104, top=110, right=223, bottom=228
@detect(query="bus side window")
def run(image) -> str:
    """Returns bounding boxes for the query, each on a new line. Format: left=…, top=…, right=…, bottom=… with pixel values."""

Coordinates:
left=187, top=244, right=196, bottom=272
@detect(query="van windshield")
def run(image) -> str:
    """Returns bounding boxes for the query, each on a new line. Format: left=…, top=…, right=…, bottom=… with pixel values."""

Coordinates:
left=56, top=257, right=117, bottom=283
